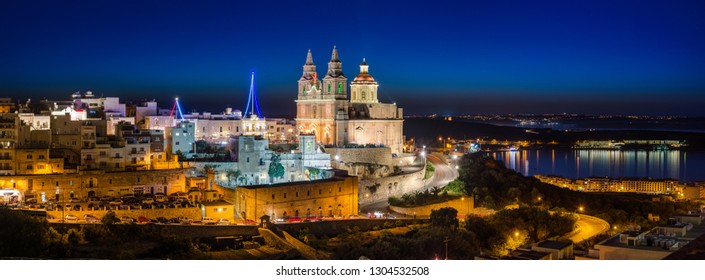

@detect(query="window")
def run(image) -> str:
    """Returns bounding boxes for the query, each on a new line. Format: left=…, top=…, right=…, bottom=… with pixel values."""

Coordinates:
left=327, top=83, right=331, bottom=93
left=339, top=187, right=342, bottom=192
left=338, top=82, right=343, bottom=93
left=27, top=154, right=32, bottom=159
left=38, top=155, right=45, bottom=159
left=362, top=92, right=366, bottom=99
left=38, top=164, right=45, bottom=169
left=27, top=164, right=33, bottom=169
left=296, top=192, right=299, bottom=197
left=272, top=194, right=275, bottom=200
left=307, top=190, right=310, bottom=196
left=175, top=142, right=180, bottom=145
left=284, top=193, right=287, bottom=199
left=55, top=181, right=59, bottom=187
left=319, top=189, right=322, bottom=195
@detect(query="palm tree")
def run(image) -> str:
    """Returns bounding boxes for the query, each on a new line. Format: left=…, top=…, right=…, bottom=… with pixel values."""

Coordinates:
left=226, top=170, right=242, bottom=186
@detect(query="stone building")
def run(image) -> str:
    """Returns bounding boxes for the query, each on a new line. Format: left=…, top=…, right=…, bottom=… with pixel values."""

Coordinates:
left=3, top=168, right=187, bottom=203
left=295, top=47, right=404, bottom=155
left=219, top=170, right=358, bottom=220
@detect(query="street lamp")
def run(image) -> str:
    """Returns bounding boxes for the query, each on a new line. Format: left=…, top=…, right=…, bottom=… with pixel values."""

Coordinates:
left=578, top=206, right=584, bottom=212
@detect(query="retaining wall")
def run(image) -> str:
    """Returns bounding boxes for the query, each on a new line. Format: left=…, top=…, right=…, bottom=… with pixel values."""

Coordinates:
left=389, top=196, right=474, bottom=217
left=358, top=167, right=425, bottom=206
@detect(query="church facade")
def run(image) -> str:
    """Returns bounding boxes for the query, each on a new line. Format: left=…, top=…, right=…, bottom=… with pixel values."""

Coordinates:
left=295, top=47, right=404, bottom=155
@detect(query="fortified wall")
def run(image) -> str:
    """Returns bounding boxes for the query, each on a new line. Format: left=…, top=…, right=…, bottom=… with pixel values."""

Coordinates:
left=358, top=166, right=425, bottom=206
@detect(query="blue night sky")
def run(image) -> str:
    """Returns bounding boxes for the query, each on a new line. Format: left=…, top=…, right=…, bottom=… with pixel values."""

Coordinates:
left=1, top=0, right=704, bottom=116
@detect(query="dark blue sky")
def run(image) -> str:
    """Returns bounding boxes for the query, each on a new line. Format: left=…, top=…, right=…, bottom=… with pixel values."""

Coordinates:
left=1, top=0, right=704, bottom=116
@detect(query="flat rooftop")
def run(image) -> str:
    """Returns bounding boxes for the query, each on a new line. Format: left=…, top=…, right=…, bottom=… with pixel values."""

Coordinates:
left=536, top=240, right=572, bottom=250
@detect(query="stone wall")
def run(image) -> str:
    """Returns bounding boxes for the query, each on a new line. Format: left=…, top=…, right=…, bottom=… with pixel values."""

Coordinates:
left=275, top=219, right=425, bottom=237
left=326, top=147, right=393, bottom=167
left=389, top=196, right=474, bottom=217
left=47, top=205, right=202, bottom=221
left=358, top=167, right=425, bottom=206
left=50, top=223, right=260, bottom=238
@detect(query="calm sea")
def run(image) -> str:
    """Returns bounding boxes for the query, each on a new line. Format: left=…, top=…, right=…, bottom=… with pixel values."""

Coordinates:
left=489, top=149, right=705, bottom=182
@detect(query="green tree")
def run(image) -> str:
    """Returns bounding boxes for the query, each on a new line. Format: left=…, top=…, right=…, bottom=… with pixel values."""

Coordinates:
left=430, top=207, right=459, bottom=230
left=195, top=140, right=207, bottom=153
left=226, top=169, right=242, bottom=186
left=0, top=208, right=48, bottom=257
left=101, top=210, right=120, bottom=225
left=268, top=154, right=285, bottom=182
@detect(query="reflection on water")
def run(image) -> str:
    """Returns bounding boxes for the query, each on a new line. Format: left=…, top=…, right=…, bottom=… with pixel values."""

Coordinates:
left=490, top=149, right=704, bottom=182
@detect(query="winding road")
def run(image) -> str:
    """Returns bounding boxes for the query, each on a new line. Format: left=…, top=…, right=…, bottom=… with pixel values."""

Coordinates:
left=564, top=213, right=611, bottom=243
left=360, top=153, right=459, bottom=214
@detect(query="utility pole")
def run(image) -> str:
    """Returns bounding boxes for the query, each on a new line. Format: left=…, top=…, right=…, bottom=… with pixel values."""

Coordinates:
left=444, top=236, right=450, bottom=260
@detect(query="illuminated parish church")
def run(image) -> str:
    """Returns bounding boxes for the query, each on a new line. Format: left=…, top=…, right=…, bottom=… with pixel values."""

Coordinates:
left=295, top=46, right=404, bottom=155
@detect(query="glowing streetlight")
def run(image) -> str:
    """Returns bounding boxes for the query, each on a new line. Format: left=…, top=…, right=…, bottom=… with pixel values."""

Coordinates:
left=578, top=206, right=584, bottom=212
left=514, top=231, right=519, bottom=237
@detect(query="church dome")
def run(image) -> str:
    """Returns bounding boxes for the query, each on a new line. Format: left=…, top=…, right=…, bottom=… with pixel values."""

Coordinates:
left=353, top=73, right=376, bottom=83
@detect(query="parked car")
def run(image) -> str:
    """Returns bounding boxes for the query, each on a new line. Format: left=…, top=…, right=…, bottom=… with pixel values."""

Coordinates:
left=72, top=204, right=81, bottom=211
left=65, top=214, right=78, bottom=222
left=109, top=199, right=123, bottom=206
left=155, top=194, right=166, bottom=203
left=178, top=216, right=193, bottom=224
left=217, top=218, right=231, bottom=225
left=202, top=217, right=216, bottom=225
left=155, top=217, right=170, bottom=224
left=286, top=217, right=303, bottom=223
left=142, top=198, right=154, bottom=204
left=87, top=197, right=100, bottom=203
left=136, top=216, right=152, bottom=223
left=46, top=214, right=56, bottom=221
left=83, top=214, right=100, bottom=223
left=169, top=218, right=181, bottom=224
left=120, top=216, right=135, bottom=223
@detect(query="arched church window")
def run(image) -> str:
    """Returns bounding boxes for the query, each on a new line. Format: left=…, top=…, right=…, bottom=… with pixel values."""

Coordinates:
left=327, top=83, right=331, bottom=93
left=362, top=91, right=366, bottom=100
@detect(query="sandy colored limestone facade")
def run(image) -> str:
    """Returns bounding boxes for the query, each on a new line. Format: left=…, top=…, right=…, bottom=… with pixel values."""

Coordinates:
left=295, top=47, right=404, bottom=155
left=216, top=171, right=359, bottom=221
left=4, top=168, right=187, bottom=202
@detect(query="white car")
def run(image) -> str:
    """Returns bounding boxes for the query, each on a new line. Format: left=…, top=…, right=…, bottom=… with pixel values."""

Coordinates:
left=142, top=198, right=154, bottom=204
left=155, top=194, right=166, bottom=203
left=217, top=218, right=231, bottom=225
left=178, top=216, right=193, bottom=224
left=83, top=214, right=100, bottom=223
left=65, top=214, right=78, bottom=222
left=202, top=217, right=216, bottom=225
left=120, top=216, right=135, bottom=223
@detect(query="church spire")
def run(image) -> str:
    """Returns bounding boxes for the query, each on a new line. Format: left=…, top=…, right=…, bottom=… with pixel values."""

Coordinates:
left=330, top=45, right=340, bottom=62
left=305, top=49, right=314, bottom=65
left=325, top=45, right=344, bottom=78
left=301, top=49, right=318, bottom=81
